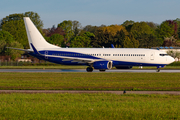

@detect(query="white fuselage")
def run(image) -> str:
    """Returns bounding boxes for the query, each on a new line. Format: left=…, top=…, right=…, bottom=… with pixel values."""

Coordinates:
left=36, top=47, right=174, bottom=66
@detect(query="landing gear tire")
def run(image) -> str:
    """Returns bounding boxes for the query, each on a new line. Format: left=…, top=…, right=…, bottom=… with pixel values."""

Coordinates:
left=86, top=67, right=93, bottom=72
left=156, top=69, right=160, bottom=72
left=99, top=69, right=106, bottom=72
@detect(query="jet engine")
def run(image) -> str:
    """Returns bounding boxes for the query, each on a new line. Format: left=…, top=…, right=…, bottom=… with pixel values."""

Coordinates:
left=93, top=61, right=112, bottom=69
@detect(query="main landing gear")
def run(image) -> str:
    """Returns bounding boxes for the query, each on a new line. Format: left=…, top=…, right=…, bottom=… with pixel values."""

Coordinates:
left=86, top=67, right=93, bottom=72
left=86, top=66, right=106, bottom=72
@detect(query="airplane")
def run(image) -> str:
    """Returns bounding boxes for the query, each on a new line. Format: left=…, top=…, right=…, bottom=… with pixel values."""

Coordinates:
left=8, top=17, right=175, bottom=72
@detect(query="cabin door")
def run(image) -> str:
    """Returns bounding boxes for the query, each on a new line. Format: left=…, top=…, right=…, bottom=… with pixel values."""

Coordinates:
left=150, top=52, right=154, bottom=60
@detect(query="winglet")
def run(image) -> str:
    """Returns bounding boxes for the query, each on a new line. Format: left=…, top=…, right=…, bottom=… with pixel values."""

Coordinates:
left=111, top=44, right=115, bottom=48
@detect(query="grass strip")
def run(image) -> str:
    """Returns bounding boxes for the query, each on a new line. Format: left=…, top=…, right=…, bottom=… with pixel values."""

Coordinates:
left=0, top=93, right=179, bottom=120
left=0, top=72, right=180, bottom=91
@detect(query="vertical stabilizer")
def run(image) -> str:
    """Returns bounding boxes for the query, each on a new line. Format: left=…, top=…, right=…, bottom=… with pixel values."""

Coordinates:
left=23, top=17, right=59, bottom=50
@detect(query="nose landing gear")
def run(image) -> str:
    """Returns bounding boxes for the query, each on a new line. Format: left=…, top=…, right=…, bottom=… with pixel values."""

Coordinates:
left=156, top=66, right=164, bottom=72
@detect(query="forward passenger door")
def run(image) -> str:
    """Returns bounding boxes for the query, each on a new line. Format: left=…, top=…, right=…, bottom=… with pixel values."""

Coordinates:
left=150, top=52, right=154, bottom=60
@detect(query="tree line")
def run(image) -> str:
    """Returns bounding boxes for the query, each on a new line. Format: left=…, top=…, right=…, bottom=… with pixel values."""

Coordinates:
left=0, top=11, right=180, bottom=60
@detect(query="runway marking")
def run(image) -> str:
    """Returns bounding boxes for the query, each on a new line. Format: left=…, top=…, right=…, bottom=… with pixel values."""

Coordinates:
left=0, top=90, right=180, bottom=95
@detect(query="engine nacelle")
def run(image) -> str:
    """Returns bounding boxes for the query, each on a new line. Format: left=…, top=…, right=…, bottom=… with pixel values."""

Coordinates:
left=93, top=61, right=112, bottom=70
left=115, top=66, right=133, bottom=69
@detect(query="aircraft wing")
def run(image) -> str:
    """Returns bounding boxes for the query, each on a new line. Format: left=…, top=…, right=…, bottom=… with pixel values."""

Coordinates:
left=31, top=43, right=106, bottom=64
left=51, top=55, right=105, bottom=64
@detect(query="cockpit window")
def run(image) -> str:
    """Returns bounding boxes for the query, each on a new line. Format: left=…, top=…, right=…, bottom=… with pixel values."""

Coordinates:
left=159, top=54, right=168, bottom=56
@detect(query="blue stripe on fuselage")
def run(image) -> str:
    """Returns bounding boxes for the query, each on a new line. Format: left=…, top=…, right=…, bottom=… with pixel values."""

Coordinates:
left=39, top=50, right=101, bottom=59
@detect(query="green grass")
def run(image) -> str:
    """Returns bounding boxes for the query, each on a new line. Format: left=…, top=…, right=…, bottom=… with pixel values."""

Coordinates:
left=0, top=72, right=180, bottom=91
left=0, top=93, right=179, bottom=120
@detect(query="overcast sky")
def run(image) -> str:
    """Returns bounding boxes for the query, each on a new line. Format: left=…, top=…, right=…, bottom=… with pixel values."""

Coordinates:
left=0, top=0, right=179, bottom=28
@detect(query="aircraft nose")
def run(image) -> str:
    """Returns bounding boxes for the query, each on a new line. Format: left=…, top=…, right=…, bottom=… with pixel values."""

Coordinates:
left=169, top=56, right=175, bottom=63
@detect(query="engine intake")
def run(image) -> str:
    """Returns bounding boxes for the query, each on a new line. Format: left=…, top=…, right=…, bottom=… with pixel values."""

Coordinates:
left=93, top=61, right=112, bottom=70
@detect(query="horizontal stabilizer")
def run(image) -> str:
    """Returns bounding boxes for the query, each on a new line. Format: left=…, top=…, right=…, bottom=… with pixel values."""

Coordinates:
left=6, top=47, right=33, bottom=52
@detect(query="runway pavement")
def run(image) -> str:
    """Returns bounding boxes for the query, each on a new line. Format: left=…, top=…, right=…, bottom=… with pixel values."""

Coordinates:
left=0, top=90, right=180, bottom=95
left=0, top=69, right=180, bottom=73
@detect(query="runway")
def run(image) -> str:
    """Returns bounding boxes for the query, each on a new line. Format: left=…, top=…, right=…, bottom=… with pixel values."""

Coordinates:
left=0, top=90, right=180, bottom=95
left=0, top=69, right=180, bottom=73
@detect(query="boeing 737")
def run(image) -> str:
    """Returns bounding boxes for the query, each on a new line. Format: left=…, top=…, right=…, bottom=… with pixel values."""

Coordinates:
left=8, top=17, right=175, bottom=72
